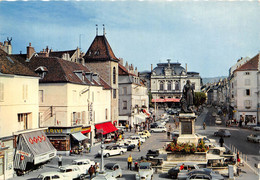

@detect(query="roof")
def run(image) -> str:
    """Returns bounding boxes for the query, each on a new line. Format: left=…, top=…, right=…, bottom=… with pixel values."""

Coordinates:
left=14, top=54, right=111, bottom=89
left=48, top=49, right=77, bottom=58
left=84, top=35, right=119, bottom=62
left=118, top=63, right=136, bottom=76
left=0, top=49, right=38, bottom=77
left=235, top=53, right=259, bottom=72
left=152, top=62, right=186, bottom=76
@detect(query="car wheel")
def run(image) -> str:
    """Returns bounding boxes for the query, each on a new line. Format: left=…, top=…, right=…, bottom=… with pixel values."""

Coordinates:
left=162, top=130, right=166, bottom=133
left=105, top=153, right=110, bottom=157
left=120, top=151, right=123, bottom=155
left=151, top=130, right=154, bottom=133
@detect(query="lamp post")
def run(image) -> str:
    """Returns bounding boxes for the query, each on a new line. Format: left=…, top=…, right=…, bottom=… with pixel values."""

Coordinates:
left=97, top=129, right=104, bottom=172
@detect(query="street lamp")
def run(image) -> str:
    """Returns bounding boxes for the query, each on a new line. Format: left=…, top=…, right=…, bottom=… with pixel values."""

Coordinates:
left=97, top=129, right=104, bottom=172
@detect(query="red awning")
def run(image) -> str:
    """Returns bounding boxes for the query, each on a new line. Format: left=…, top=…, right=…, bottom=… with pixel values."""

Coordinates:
left=81, top=127, right=91, bottom=134
left=95, top=122, right=118, bottom=135
left=152, top=98, right=180, bottom=103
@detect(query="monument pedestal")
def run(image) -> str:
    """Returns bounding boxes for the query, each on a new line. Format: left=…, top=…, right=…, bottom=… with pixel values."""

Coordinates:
left=177, top=113, right=198, bottom=145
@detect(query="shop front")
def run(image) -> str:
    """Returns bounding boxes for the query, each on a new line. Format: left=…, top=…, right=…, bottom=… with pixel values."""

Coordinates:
left=95, top=122, right=118, bottom=140
left=13, top=129, right=57, bottom=175
left=45, top=126, right=87, bottom=156
left=0, top=137, right=14, bottom=180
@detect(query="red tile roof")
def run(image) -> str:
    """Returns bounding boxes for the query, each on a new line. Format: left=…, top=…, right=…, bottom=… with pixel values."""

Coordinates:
left=0, top=49, right=38, bottom=77
left=84, top=35, right=119, bottom=62
left=14, top=54, right=111, bottom=89
left=235, top=53, right=259, bottom=72
left=118, top=63, right=136, bottom=76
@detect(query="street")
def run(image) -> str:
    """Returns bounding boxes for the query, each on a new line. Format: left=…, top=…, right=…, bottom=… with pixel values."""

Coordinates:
left=10, top=107, right=259, bottom=180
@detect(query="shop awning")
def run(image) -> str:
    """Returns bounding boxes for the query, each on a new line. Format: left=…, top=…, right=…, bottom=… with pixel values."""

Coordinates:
left=152, top=98, right=180, bottom=103
left=14, top=130, right=57, bottom=170
left=81, top=127, right=91, bottom=134
left=95, top=122, right=118, bottom=135
left=71, top=132, right=87, bottom=141
left=134, top=113, right=146, bottom=124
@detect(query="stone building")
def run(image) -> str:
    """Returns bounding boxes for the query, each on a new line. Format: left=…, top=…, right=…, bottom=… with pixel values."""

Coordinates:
left=84, top=31, right=119, bottom=126
left=150, top=60, right=201, bottom=108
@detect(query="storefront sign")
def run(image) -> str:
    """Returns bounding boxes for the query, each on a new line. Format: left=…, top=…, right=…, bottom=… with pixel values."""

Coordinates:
left=70, top=127, right=82, bottom=133
left=28, top=135, right=46, bottom=144
left=45, top=129, right=63, bottom=134
left=45, top=127, right=82, bottom=134
left=16, top=150, right=31, bottom=157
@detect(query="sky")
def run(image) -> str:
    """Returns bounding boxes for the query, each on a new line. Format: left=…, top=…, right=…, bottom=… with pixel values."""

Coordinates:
left=0, top=1, right=260, bottom=78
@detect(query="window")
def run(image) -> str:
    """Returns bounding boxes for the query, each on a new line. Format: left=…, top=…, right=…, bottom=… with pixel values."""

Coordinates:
left=123, top=87, right=127, bottom=95
left=167, top=81, right=172, bottom=90
left=18, top=113, right=30, bottom=129
left=244, top=100, right=251, bottom=108
left=23, top=84, right=28, bottom=100
left=175, top=81, right=179, bottom=91
left=246, top=89, right=250, bottom=96
left=113, top=67, right=116, bottom=84
left=39, top=90, right=44, bottom=103
left=123, top=101, right=127, bottom=110
left=159, top=81, right=164, bottom=91
left=0, top=82, right=4, bottom=101
left=245, top=79, right=250, bottom=86
left=113, top=89, right=116, bottom=99
left=192, top=83, right=195, bottom=89
left=245, top=72, right=250, bottom=75
left=82, top=111, right=86, bottom=124
left=105, top=108, right=108, bottom=120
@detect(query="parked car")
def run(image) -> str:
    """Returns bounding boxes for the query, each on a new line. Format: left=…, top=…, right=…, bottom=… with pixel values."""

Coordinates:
left=215, top=118, right=222, bottom=125
left=195, top=133, right=207, bottom=139
left=72, top=159, right=96, bottom=175
left=98, top=145, right=127, bottom=157
left=37, top=172, right=70, bottom=180
left=104, top=163, right=122, bottom=178
left=128, top=135, right=145, bottom=144
left=142, top=130, right=151, bottom=137
left=58, top=165, right=81, bottom=180
left=126, top=144, right=136, bottom=151
left=150, top=126, right=167, bottom=133
left=156, top=120, right=167, bottom=126
left=92, top=172, right=117, bottom=180
left=187, top=168, right=224, bottom=180
left=115, top=139, right=128, bottom=146
left=247, top=134, right=260, bottom=143
left=214, top=129, right=231, bottom=137
left=137, top=132, right=149, bottom=139
left=167, top=162, right=200, bottom=179
left=146, top=149, right=159, bottom=158
left=253, top=126, right=260, bottom=131
left=136, top=162, right=154, bottom=180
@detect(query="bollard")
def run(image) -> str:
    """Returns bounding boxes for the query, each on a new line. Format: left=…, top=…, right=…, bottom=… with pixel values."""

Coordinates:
left=228, top=165, right=234, bottom=179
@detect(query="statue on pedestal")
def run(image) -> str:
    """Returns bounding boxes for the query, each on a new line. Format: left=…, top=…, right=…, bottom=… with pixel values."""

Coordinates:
left=180, top=80, right=194, bottom=113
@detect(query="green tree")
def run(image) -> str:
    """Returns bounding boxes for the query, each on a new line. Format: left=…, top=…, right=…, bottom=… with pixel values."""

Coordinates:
left=148, top=91, right=154, bottom=108
left=194, top=92, right=206, bottom=107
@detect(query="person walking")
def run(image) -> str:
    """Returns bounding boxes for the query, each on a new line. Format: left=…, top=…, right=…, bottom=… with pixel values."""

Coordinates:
left=94, top=162, right=99, bottom=176
left=138, top=140, right=141, bottom=152
left=58, top=154, right=62, bottom=167
left=237, top=152, right=240, bottom=165
left=219, top=136, right=224, bottom=147
left=127, top=154, right=133, bottom=170
left=88, top=165, right=95, bottom=179
left=125, top=123, right=129, bottom=132
left=129, top=124, right=132, bottom=132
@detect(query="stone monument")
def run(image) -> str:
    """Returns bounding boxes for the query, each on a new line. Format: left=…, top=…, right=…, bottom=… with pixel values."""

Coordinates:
left=177, top=80, right=198, bottom=145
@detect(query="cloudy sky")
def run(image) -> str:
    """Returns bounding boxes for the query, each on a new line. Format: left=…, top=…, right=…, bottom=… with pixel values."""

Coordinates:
left=0, top=1, right=259, bottom=77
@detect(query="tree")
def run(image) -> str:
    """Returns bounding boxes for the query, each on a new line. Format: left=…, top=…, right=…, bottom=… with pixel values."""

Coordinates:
left=148, top=91, right=154, bottom=108
left=194, top=92, right=206, bottom=107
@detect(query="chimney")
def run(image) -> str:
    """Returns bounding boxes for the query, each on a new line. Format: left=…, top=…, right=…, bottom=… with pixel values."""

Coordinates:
left=151, top=64, right=153, bottom=72
left=185, top=63, right=187, bottom=72
left=125, top=61, right=129, bottom=70
left=26, top=43, right=36, bottom=59
left=118, top=58, right=123, bottom=65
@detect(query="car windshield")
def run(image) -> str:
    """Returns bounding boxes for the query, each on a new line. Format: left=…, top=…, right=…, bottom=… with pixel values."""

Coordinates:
left=105, top=146, right=112, bottom=150
left=139, top=166, right=149, bottom=169
left=104, top=166, right=113, bottom=170
left=37, top=175, right=44, bottom=178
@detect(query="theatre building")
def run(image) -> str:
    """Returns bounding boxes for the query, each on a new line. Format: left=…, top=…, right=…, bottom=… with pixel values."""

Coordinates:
left=150, top=60, right=201, bottom=108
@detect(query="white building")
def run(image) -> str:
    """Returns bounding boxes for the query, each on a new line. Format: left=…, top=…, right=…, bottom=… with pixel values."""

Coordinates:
left=118, top=60, right=149, bottom=126
left=230, top=53, right=259, bottom=125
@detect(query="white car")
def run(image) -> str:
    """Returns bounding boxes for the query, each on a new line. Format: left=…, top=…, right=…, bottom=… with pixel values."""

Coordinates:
left=125, top=136, right=145, bottom=145
left=72, top=159, right=96, bottom=175
left=104, top=163, right=122, bottom=178
left=137, top=132, right=149, bottom=139
left=215, top=118, right=222, bottom=125
left=92, top=172, right=117, bottom=180
left=58, top=165, right=81, bottom=180
left=130, top=135, right=145, bottom=143
left=98, top=145, right=127, bottom=157
left=115, top=139, right=128, bottom=146
left=150, top=126, right=167, bottom=133
left=136, top=162, right=154, bottom=180
left=253, top=126, right=260, bottom=131
left=37, top=172, right=70, bottom=180
left=247, top=134, right=260, bottom=143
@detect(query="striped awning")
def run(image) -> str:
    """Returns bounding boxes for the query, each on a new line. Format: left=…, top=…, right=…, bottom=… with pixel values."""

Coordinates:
left=14, top=130, right=56, bottom=170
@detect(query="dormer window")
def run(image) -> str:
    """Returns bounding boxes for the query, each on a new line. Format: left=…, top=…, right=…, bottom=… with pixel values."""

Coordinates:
left=94, top=50, right=100, bottom=56
left=35, top=66, right=48, bottom=79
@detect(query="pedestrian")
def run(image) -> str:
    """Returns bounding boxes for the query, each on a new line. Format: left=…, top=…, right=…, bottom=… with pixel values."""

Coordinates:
left=180, top=163, right=184, bottom=170
left=127, top=154, right=133, bottom=170
left=219, top=136, right=224, bottom=147
left=237, top=152, right=241, bottom=166
left=173, top=137, right=177, bottom=146
left=88, top=165, right=95, bottom=179
left=126, top=123, right=129, bottom=132
left=138, top=140, right=141, bottom=152
left=94, top=162, right=99, bottom=176
left=129, top=124, right=132, bottom=132
left=58, top=154, right=62, bottom=167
